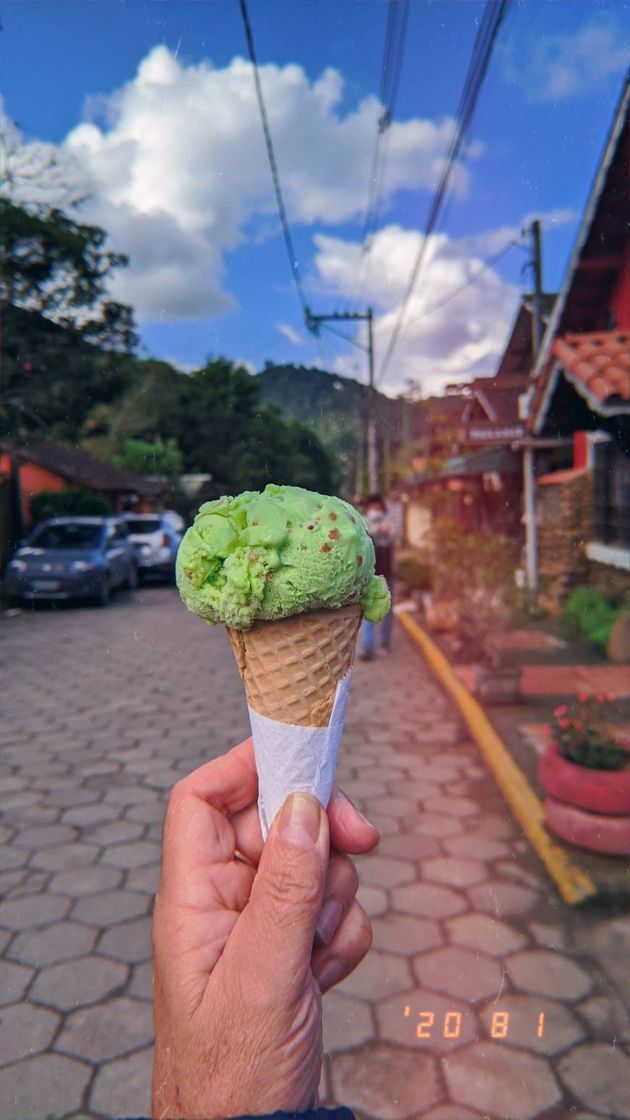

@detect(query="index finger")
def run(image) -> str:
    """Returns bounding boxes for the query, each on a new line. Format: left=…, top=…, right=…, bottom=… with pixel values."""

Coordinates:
left=160, top=738, right=258, bottom=892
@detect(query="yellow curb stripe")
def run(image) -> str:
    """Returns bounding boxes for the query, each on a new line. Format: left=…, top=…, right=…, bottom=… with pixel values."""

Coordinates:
left=398, top=610, right=597, bottom=906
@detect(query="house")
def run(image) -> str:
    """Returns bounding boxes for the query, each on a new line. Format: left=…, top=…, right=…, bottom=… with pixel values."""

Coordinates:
left=402, top=293, right=560, bottom=542
left=522, top=77, right=630, bottom=604
left=0, top=441, right=166, bottom=545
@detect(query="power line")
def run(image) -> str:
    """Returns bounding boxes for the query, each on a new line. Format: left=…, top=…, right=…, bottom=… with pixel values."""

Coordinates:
left=374, top=237, right=519, bottom=340
left=238, top=0, right=308, bottom=315
left=355, top=0, right=410, bottom=303
left=362, top=0, right=410, bottom=247
left=321, top=321, right=368, bottom=352
left=378, top=0, right=510, bottom=383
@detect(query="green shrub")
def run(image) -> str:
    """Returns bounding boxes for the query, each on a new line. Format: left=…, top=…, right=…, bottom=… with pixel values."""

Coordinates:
left=563, top=587, right=623, bottom=650
left=396, top=552, right=432, bottom=591
left=30, top=490, right=112, bottom=525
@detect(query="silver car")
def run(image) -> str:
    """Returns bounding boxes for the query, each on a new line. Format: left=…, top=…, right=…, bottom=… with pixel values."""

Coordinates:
left=122, top=513, right=181, bottom=583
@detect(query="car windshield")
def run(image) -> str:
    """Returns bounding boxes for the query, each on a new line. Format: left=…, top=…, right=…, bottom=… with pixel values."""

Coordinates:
left=125, top=518, right=162, bottom=534
left=29, top=524, right=103, bottom=550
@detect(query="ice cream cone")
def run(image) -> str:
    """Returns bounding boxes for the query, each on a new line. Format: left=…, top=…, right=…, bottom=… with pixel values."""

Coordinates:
left=227, top=603, right=361, bottom=726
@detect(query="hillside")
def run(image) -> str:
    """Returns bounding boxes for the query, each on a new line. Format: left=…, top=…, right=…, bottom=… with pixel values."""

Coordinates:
left=257, top=363, right=411, bottom=490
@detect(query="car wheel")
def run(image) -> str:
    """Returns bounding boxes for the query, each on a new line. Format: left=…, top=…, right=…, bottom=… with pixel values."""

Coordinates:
left=126, top=563, right=138, bottom=592
left=95, top=576, right=111, bottom=607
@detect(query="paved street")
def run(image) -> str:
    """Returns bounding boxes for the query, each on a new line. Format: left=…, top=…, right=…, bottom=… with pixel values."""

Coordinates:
left=1, top=587, right=630, bottom=1120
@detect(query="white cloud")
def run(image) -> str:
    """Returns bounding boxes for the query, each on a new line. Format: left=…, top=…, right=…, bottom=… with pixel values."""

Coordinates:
left=276, top=322, right=303, bottom=346
left=313, top=225, right=519, bottom=396
left=502, top=20, right=630, bottom=103
left=5, top=45, right=475, bottom=322
left=457, top=208, right=577, bottom=257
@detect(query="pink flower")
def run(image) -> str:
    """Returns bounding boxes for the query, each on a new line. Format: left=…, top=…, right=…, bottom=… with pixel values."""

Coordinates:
left=596, top=692, right=607, bottom=704
left=558, top=718, right=571, bottom=729
left=606, top=692, right=616, bottom=702
left=554, top=705, right=568, bottom=718
left=577, top=691, right=590, bottom=703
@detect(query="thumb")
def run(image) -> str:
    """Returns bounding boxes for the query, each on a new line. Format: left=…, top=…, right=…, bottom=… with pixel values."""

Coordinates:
left=235, top=793, right=329, bottom=993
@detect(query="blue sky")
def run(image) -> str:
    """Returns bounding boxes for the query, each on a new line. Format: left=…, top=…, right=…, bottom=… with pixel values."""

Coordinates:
left=3, top=1, right=629, bottom=395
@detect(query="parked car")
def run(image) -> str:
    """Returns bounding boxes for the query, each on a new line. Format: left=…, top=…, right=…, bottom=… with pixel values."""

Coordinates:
left=4, top=516, right=137, bottom=607
left=122, top=513, right=181, bottom=583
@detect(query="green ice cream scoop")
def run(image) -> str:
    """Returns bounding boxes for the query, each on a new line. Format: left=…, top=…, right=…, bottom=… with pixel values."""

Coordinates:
left=176, top=484, right=390, bottom=630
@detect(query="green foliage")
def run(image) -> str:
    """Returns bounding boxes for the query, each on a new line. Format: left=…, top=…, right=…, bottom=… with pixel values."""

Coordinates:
left=430, top=517, right=519, bottom=603
left=396, top=551, right=432, bottom=591
left=552, top=696, right=629, bottom=771
left=113, top=438, right=183, bottom=482
left=563, top=587, right=623, bottom=650
left=0, top=200, right=137, bottom=351
left=159, top=360, right=340, bottom=494
left=1, top=205, right=339, bottom=497
left=2, top=304, right=139, bottom=445
left=30, top=490, right=112, bottom=524
left=257, top=363, right=411, bottom=491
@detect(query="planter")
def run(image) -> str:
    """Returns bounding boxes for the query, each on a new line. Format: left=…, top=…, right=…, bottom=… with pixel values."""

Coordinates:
left=538, top=740, right=630, bottom=816
left=425, top=597, right=458, bottom=632
left=544, top=796, right=630, bottom=856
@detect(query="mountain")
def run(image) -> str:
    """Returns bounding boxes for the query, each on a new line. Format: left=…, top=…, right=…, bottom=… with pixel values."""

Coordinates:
left=257, top=363, right=412, bottom=491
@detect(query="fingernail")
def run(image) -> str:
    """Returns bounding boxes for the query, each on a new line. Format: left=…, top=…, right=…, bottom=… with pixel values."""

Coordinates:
left=316, top=898, right=343, bottom=945
left=317, top=957, right=345, bottom=991
left=342, top=791, right=377, bottom=830
left=280, top=793, right=322, bottom=849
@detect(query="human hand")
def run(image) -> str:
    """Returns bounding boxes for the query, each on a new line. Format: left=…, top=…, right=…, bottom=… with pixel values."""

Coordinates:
left=152, top=738, right=379, bottom=1119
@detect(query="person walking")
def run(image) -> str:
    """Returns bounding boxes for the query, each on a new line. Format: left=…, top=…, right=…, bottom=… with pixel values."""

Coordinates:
left=360, top=493, right=394, bottom=660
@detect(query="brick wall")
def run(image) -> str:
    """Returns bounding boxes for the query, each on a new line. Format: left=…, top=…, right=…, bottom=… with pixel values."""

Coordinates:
left=537, top=471, right=591, bottom=607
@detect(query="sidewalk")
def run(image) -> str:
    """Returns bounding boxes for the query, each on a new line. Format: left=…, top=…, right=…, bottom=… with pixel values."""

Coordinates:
left=445, top=622, right=630, bottom=901
left=1, top=592, right=629, bottom=1119
left=322, top=623, right=630, bottom=1119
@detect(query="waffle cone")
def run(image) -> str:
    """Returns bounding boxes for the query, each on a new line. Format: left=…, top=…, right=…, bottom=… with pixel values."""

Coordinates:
left=227, top=604, right=361, bottom=727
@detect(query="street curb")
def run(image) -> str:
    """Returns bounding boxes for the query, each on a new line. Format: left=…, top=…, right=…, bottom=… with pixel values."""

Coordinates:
left=398, top=610, right=597, bottom=906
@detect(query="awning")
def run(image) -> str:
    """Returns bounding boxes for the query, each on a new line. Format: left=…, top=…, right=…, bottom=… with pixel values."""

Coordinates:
left=439, top=446, right=522, bottom=479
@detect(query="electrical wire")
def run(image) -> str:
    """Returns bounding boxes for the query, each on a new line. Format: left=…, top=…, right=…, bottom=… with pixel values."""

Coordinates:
left=321, top=321, right=368, bottom=352
left=354, top=0, right=410, bottom=304
left=377, top=0, right=510, bottom=384
left=374, top=237, right=519, bottom=339
left=362, top=0, right=410, bottom=247
left=238, top=0, right=308, bottom=316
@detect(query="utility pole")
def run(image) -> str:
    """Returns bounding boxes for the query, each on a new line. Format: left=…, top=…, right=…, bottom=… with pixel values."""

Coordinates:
left=523, top=217, right=544, bottom=592
left=306, top=308, right=378, bottom=493
left=531, top=217, right=544, bottom=353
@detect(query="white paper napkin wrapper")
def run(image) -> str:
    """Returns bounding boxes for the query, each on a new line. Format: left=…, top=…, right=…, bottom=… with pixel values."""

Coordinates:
left=248, top=669, right=353, bottom=838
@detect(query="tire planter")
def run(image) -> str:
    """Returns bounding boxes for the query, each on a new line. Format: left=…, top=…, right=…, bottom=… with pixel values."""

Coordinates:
left=544, top=796, right=630, bottom=856
left=538, top=740, right=630, bottom=815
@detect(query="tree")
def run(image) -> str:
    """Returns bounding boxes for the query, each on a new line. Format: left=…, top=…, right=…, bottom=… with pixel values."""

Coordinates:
left=1, top=303, right=138, bottom=445
left=0, top=199, right=138, bottom=352
left=113, top=438, right=183, bottom=482
left=161, top=359, right=340, bottom=493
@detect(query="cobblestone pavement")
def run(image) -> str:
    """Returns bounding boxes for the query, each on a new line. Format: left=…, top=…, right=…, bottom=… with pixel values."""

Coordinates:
left=1, top=587, right=629, bottom=1120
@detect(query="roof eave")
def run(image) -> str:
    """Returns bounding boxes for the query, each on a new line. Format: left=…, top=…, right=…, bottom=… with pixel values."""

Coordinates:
left=530, top=78, right=630, bottom=387
left=563, top=369, right=630, bottom=417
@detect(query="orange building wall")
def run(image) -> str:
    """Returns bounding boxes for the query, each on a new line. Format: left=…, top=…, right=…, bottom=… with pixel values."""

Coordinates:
left=0, top=456, right=69, bottom=526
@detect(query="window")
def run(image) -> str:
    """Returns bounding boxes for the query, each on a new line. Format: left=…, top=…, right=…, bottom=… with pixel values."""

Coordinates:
left=592, top=438, right=630, bottom=548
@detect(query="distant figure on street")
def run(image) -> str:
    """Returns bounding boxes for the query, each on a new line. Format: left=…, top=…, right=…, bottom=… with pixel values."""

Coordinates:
left=361, top=493, right=394, bottom=660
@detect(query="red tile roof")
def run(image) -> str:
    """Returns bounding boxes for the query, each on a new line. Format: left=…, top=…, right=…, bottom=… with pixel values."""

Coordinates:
left=528, top=330, right=629, bottom=430
left=553, top=331, right=629, bottom=404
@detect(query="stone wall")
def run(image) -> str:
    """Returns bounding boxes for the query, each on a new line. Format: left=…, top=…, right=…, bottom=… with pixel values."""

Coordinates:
left=537, top=472, right=592, bottom=608
left=584, top=561, right=630, bottom=608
